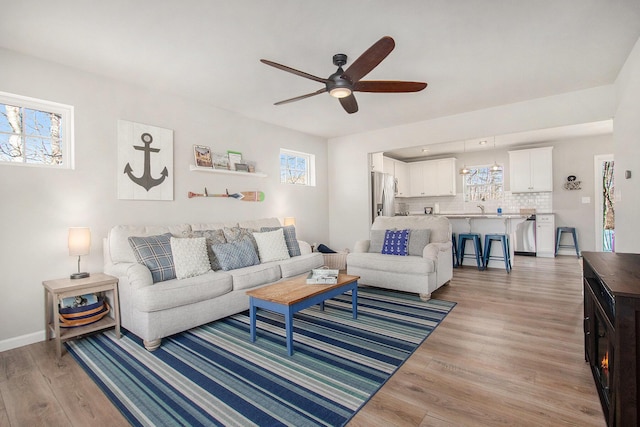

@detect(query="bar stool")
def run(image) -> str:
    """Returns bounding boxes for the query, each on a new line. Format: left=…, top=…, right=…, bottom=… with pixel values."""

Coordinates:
left=483, top=234, right=511, bottom=273
left=458, top=233, right=484, bottom=270
left=556, top=227, right=580, bottom=258
left=452, top=233, right=459, bottom=267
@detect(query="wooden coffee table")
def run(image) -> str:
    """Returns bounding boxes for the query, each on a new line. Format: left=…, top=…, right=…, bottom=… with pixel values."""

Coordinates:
left=246, top=273, right=359, bottom=356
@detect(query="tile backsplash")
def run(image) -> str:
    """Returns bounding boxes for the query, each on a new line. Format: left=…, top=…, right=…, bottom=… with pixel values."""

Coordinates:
left=396, top=191, right=552, bottom=215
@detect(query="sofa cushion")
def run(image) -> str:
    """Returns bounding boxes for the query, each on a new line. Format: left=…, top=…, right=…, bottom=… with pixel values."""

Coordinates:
left=226, top=262, right=282, bottom=291
left=347, top=252, right=436, bottom=275
left=382, top=229, right=409, bottom=256
left=253, top=228, right=291, bottom=263
left=183, top=229, right=227, bottom=271
left=109, top=224, right=191, bottom=263
left=261, top=225, right=302, bottom=257
left=128, top=233, right=176, bottom=283
left=170, top=237, right=211, bottom=279
left=278, top=252, right=325, bottom=278
left=223, top=226, right=258, bottom=252
left=369, top=229, right=386, bottom=253
left=408, top=229, right=431, bottom=256
left=134, top=271, right=233, bottom=312
left=212, top=238, right=260, bottom=271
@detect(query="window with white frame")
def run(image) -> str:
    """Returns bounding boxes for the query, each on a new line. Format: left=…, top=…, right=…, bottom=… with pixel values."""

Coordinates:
left=0, top=91, right=74, bottom=168
left=280, top=149, right=315, bottom=186
left=463, top=165, right=504, bottom=201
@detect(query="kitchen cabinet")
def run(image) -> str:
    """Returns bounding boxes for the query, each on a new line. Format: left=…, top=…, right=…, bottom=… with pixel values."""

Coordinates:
left=382, top=156, right=410, bottom=197
left=408, top=158, right=456, bottom=197
left=535, top=213, right=555, bottom=257
left=394, top=160, right=409, bottom=196
left=371, top=152, right=384, bottom=172
left=508, top=147, right=553, bottom=192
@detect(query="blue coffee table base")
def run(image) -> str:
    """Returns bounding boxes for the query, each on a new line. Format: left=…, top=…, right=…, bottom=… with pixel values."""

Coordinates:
left=249, top=280, right=358, bottom=356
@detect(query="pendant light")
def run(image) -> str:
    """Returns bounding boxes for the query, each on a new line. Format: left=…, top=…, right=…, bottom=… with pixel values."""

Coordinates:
left=459, top=140, right=470, bottom=175
left=489, top=137, right=502, bottom=172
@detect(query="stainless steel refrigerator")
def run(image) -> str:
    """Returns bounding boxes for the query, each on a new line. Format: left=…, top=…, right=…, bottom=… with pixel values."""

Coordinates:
left=371, top=171, right=396, bottom=222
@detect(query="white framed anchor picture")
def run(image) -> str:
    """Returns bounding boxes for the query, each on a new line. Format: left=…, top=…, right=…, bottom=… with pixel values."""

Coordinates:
left=117, top=120, right=174, bottom=200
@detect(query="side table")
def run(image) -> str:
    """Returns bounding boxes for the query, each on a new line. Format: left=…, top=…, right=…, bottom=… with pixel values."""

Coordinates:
left=42, top=273, right=120, bottom=357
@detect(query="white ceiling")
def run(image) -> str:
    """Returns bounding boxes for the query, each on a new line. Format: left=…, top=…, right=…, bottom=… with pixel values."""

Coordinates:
left=1, top=1, right=639, bottom=140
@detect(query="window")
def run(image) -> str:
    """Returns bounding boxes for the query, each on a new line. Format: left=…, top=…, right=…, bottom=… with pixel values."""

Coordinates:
left=280, top=149, right=315, bottom=186
left=0, top=91, right=74, bottom=168
left=463, top=165, right=503, bottom=201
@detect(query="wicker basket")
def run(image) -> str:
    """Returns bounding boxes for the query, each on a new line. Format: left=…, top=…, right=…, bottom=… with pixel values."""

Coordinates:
left=321, top=250, right=349, bottom=270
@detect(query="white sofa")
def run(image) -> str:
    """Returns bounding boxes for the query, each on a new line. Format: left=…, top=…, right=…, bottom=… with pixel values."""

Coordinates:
left=347, top=216, right=453, bottom=300
left=104, top=218, right=323, bottom=351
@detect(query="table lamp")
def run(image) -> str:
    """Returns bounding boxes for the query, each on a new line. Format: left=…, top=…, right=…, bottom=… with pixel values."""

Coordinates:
left=68, top=227, right=91, bottom=279
left=284, top=217, right=296, bottom=227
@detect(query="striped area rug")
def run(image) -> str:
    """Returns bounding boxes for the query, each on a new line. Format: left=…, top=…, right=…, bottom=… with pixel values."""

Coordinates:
left=67, top=287, right=455, bottom=427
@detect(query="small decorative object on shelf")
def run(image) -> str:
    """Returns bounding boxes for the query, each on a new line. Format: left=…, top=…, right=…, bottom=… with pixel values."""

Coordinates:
left=235, top=163, right=249, bottom=172
left=306, top=268, right=339, bottom=284
left=227, top=150, right=242, bottom=171
left=563, top=175, right=582, bottom=190
left=188, top=187, right=265, bottom=202
left=193, top=145, right=213, bottom=168
left=212, top=152, right=230, bottom=170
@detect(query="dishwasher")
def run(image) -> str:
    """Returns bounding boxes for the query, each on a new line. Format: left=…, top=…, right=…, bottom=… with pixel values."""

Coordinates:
left=514, top=215, right=536, bottom=255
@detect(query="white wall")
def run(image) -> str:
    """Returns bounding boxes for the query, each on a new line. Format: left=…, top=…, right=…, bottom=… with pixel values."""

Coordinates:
left=328, top=86, right=617, bottom=251
left=0, top=49, right=329, bottom=349
left=614, top=37, right=640, bottom=253
left=551, top=135, right=614, bottom=253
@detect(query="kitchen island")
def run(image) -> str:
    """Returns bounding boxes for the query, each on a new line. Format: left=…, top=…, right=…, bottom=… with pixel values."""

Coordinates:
left=410, top=213, right=529, bottom=269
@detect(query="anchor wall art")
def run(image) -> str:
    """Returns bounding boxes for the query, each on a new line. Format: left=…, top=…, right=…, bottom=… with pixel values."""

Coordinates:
left=117, top=120, right=174, bottom=200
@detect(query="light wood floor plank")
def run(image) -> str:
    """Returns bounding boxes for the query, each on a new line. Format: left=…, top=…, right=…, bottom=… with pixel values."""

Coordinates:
left=0, top=255, right=605, bottom=426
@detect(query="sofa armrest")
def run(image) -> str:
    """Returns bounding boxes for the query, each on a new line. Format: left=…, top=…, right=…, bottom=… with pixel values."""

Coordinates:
left=125, top=263, right=154, bottom=290
left=353, top=240, right=370, bottom=253
left=423, top=242, right=450, bottom=259
left=298, top=240, right=312, bottom=255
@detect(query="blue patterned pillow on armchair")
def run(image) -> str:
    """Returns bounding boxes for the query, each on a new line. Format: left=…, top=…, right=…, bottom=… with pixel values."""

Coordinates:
left=381, top=229, right=409, bottom=256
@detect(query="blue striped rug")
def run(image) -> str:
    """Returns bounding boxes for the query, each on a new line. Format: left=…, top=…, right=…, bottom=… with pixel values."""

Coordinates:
left=66, top=288, right=455, bottom=427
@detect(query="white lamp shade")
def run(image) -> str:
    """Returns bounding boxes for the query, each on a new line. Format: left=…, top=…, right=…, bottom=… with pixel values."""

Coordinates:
left=284, top=217, right=296, bottom=227
left=68, top=227, right=91, bottom=256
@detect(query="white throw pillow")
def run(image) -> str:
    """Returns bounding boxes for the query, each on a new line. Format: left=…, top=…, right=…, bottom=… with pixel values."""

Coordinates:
left=170, top=237, right=212, bottom=279
left=253, top=228, right=291, bottom=263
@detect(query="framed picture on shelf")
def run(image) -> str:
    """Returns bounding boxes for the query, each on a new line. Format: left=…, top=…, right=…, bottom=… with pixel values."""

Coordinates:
left=227, top=150, right=242, bottom=171
left=212, top=152, right=230, bottom=170
left=193, top=145, right=213, bottom=168
left=235, top=163, right=249, bottom=172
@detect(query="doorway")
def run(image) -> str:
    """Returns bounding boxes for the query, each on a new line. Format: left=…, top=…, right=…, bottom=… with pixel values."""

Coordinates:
left=594, top=154, right=614, bottom=252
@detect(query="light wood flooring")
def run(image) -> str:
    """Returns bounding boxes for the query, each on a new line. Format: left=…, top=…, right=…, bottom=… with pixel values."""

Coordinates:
left=0, top=256, right=605, bottom=426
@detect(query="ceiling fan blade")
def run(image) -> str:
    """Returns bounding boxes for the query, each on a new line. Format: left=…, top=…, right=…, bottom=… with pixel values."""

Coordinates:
left=339, top=94, right=358, bottom=114
left=260, top=59, right=329, bottom=84
left=354, top=80, right=427, bottom=93
left=274, top=88, right=328, bottom=105
left=343, top=36, right=395, bottom=83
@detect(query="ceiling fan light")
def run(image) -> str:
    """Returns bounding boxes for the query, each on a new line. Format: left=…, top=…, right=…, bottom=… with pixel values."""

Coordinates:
left=329, top=87, right=352, bottom=98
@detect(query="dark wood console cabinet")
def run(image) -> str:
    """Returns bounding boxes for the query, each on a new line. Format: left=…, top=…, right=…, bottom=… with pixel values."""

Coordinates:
left=583, top=252, right=640, bottom=427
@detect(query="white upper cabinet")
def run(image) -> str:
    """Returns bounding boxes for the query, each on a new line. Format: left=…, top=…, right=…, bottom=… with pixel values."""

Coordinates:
left=394, top=160, right=410, bottom=197
left=508, top=147, right=553, bottom=193
left=408, top=158, right=457, bottom=197
left=371, top=152, right=384, bottom=172
left=382, top=156, right=410, bottom=197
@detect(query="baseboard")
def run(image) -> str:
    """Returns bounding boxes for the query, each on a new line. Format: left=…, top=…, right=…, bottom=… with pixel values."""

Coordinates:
left=0, top=330, right=45, bottom=353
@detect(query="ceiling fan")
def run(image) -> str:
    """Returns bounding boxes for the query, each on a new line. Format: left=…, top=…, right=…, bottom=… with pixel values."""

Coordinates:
left=260, top=36, right=427, bottom=114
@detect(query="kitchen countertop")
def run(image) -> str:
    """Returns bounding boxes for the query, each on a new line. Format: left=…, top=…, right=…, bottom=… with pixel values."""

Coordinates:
left=402, top=213, right=530, bottom=219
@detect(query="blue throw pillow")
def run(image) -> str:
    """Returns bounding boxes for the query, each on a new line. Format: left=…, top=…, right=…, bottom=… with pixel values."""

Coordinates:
left=211, top=237, right=260, bottom=271
left=381, top=229, right=409, bottom=256
left=128, top=233, right=176, bottom=283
